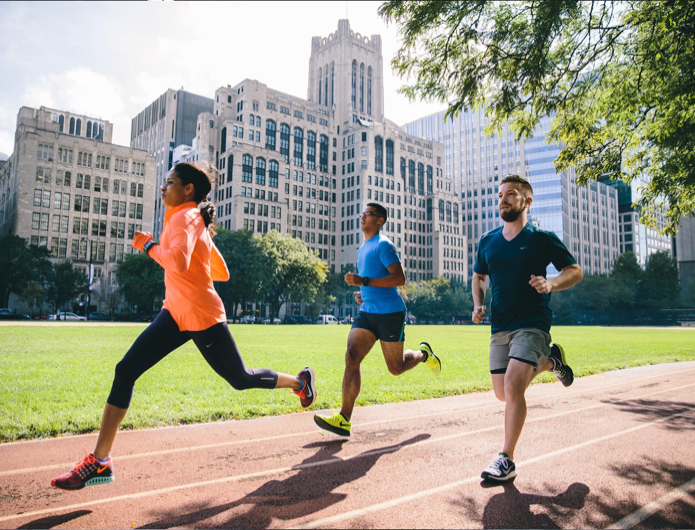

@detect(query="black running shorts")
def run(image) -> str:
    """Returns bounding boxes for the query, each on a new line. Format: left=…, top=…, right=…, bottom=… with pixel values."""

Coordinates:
left=351, top=311, right=406, bottom=342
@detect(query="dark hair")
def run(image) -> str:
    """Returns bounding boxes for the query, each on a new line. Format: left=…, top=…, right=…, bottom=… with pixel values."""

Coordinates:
left=367, top=202, right=388, bottom=222
left=500, top=174, right=533, bottom=197
left=172, top=161, right=218, bottom=234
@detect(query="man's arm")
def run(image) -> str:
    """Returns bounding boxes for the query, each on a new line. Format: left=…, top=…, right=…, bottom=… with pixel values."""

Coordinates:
left=529, top=264, right=583, bottom=294
left=472, top=272, right=487, bottom=324
left=344, top=262, right=406, bottom=288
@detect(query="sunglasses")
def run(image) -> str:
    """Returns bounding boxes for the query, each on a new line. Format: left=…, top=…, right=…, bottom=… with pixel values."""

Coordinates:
left=359, top=211, right=383, bottom=219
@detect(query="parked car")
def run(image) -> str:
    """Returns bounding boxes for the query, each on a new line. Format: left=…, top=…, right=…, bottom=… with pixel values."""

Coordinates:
left=272, top=317, right=282, bottom=324
left=0, top=308, right=31, bottom=320
left=240, top=315, right=256, bottom=324
left=258, top=317, right=271, bottom=324
left=87, top=312, right=111, bottom=321
left=315, top=314, right=339, bottom=325
left=296, top=315, right=313, bottom=325
left=339, top=315, right=353, bottom=324
left=48, top=312, right=87, bottom=321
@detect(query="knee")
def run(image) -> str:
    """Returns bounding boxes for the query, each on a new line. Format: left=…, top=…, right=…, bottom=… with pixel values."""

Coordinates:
left=504, top=380, right=526, bottom=401
left=386, top=362, right=405, bottom=376
left=345, top=349, right=362, bottom=368
left=227, top=371, right=253, bottom=391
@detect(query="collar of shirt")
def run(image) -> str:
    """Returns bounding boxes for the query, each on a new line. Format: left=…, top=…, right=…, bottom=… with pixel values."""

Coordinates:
left=163, top=201, right=197, bottom=232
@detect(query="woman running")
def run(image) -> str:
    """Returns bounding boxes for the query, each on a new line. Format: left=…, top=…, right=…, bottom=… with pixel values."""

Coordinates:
left=52, top=161, right=317, bottom=490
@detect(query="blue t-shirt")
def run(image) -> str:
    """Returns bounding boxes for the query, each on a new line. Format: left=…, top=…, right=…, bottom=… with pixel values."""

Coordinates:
left=357, top=233, right=407, bottom=314
left=474, top=223, right=577, bottom=334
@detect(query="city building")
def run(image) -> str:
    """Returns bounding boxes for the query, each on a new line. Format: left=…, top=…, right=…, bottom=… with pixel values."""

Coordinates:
left=194, top=20, right=465, bottom=295
left=599, top=174, right=672, bottom=267
left=130, top=89, right=213, bottom=238
left=673, top=216, right=695, bottom=298
left=0, top=106, right=155, bottom=312
left=404, top=110, right=621, bottom=279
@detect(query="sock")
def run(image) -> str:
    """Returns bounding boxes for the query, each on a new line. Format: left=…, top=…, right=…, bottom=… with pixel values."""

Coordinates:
left=95, top=455, right=109, bottom=465
left=549, top=356, right=558, bottom=370
left=296, top=376, right=306, bottom=391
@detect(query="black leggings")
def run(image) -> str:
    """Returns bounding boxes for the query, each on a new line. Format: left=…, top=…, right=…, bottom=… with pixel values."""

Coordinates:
left=107, top=309, right=279, bottom=409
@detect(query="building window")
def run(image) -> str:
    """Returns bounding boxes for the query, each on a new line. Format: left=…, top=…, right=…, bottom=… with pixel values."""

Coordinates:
left=409, top=160, right=416, bottom=193
left=255, top=157, right=266, bottom=185
left=293, top=127, right=304, bottom=166
left=221, top=127, right=227, bottom=153
left=368, top=66, right=372, bottom=115
left=374, top=136, right=383, bottom=173
left=359, top=63, right=365, bottom=113
left=265, top=120, right=276, bottom=151
left=242, top=155, right=253, bottom=183
left=280, top=123, right=290, bottom=163
left=351, top=60, right=357, bottom=109
left=69, top=117, right=75, bottom=135
left=418, top=163, right=425, bottom=195
left=427, top=165, right=433, bottom=194
left=75, top=118, right=81, bottom=136
left=319, top=135, right=329, bottom=173
left=306, top=131, right=316, bottom=170
left=268, top=160, right=279, bottom=188
left=439, top=199, right=445, bottom=221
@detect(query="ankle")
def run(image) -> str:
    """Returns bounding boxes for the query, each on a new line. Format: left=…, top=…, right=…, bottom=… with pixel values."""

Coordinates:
left=295, top=376, right=306, bottom=391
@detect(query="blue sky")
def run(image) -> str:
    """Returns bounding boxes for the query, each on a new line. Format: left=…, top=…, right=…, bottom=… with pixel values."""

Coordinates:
left=0, top=1, right=445, bottom=156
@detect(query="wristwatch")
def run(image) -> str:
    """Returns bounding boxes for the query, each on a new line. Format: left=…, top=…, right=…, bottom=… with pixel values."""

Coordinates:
left=143, top=240, right=156, bottom=255
left=362, top=276, right=370, bottom=287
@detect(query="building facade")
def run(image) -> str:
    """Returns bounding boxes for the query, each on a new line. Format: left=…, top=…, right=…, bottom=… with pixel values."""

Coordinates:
left=130, top=89, right=213, bottom=238
left=0, top=106, right=155, bottom=312
left=404, top=110, right=620, bottom=279
left=181, top=20, right=465, bottom=291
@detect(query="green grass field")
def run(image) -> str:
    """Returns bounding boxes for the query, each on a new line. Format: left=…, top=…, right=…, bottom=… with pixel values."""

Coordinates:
left=0, top=324, right=693, bottom=442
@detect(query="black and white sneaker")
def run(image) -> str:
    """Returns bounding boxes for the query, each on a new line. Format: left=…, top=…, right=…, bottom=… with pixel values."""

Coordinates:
left=549, top=343, right=574, bottom=387
left=481, top=453, right=517, bottom=481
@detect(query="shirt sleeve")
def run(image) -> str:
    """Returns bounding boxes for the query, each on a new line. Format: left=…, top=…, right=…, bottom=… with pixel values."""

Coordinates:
left=377, top=239, right=401, bottom=269
left=545, top=231, right=577, bottom=271
left=210, top=241, right=230, bottom=282
left=473, top=237, right=489, bottom=275
left=149, top=211, right=202, bottom=274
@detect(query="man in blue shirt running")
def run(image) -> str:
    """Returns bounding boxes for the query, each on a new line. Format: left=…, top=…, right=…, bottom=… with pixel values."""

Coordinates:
left=473, top=175, right=583, bottom=481
left=314, top=202, right=442, bottom=437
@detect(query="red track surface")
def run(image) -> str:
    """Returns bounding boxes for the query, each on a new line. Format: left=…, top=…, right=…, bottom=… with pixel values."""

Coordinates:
left=1, top=361, right=694, bottom=529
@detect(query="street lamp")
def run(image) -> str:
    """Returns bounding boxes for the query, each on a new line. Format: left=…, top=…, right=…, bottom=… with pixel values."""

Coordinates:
left=81, top=237, right=93, bottom=320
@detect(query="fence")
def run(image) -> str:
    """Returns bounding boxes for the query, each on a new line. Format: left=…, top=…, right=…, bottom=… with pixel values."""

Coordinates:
left=572, top=309, right=695, bottom=326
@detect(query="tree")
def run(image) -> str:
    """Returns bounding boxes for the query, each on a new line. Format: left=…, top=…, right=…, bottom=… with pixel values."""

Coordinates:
left=259, top=231, right=328, bottom=318
left=213, top=228, right=269, bottom=320
left=609, top=251, right=644, bottom=309
left=379, top=1, right=695, bottom=234
left=0, top=235, right=52, bottom=307
left=402, top=277, right=473, bottom=319
left=93, top=277, right=121, bottom=319
left=46, top=260, right=88, bottom=318
left=18, top=281, right=46, bottom=316
left=638, top=250, right=684, bottom=309
left=116, top=253, right=165, bottom=313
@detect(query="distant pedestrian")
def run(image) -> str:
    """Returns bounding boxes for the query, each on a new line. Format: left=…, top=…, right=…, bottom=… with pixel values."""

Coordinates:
left=52, top=162, right=316, bottom=491
left=314, top=203, right=441, bottom=437
left=473, top=175, right=583, bottom=481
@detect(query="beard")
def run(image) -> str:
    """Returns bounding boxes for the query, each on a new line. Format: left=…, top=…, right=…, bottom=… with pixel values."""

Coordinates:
left=499, top=204, right=525, bottom=222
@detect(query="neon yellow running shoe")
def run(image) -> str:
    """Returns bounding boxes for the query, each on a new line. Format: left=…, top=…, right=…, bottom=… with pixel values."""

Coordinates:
left=314, top=412, right=351, bottom=437
left=420, top=341, right=441, bottom=376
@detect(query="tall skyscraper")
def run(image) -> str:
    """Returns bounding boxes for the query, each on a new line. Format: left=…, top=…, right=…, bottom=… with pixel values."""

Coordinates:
left=130, top=89, right=214, bottom=238
left=176, top=20, right=465, bottom=295
left=404, top=110, right=620, bottom=279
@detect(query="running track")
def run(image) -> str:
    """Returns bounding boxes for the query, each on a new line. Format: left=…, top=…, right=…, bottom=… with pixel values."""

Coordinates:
left=1, top=361, right=694, bottom=529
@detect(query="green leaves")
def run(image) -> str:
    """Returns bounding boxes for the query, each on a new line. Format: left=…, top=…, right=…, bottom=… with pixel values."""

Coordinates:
left=116, top=253, right=164, bottom=313
left=380, top=0, right=695, bottom=234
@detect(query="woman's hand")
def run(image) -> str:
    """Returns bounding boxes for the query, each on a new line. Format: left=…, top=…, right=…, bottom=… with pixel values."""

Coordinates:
left=132, top=232, right=154, bottom=251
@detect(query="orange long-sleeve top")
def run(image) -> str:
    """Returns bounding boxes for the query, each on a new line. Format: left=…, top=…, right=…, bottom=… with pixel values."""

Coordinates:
left=148, top=202, right=230, bottom=331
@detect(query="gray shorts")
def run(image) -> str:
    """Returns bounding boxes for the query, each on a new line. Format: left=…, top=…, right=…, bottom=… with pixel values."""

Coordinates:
left=489, top=328, right=552, bottom=374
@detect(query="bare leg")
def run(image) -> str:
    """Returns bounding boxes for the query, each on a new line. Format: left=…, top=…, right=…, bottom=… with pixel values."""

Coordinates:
left=491, top=358, right=553, bottom=403
left=500, top=358, right=552, bottom=460
left=275, top=373, right=302, bottom=390
left=340, top=328, right=377, bottom=421
left=380, top=341, right=426, bottom=375
left=94, top=404, right=128, bottom=460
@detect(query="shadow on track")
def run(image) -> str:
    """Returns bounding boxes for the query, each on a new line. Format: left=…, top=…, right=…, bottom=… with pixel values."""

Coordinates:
left=602, top=399, right=695, bottom=432
left=476, top=481, right=590, bottom=529
left=17, top=510, right=92, bottom=529
left=139, top=433, right=430, bottom=529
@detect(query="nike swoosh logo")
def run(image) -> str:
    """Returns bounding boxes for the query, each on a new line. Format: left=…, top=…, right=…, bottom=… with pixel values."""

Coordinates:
left=339, top=422, right=349, bottom=427
left=97, top=465, right=109, bottom=474
left=520, top=246, right=528, bottom=250
left=206, top=343, right=213, bottom=348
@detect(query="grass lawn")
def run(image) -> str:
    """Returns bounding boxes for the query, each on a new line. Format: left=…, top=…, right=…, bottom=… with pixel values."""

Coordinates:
left=0, top=324, right=693, bottom=442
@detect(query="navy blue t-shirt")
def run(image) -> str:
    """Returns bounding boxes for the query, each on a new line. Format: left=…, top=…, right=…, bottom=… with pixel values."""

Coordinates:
left=474, top=223, right=577, bottom=334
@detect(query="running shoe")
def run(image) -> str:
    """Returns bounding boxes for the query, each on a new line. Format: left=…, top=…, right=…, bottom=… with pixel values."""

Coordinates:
left=420, top=342, right=441, bottom=376
left=314, top=412, right=351, bottom=437
left=549, top=343, right=574, bottom=387
left=293, top=366, right=317, bottom=408
left=481, top=453, right=516, bottom=481
left=51, top=451, right=114, bottom=490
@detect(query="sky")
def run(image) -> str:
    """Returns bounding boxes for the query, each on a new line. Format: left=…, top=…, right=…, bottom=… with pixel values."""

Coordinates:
left=0, top=1, right=446, bottom=157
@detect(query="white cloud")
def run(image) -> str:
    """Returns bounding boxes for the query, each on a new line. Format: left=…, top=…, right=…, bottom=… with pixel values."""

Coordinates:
left=24, top=68, right=125, bottom=122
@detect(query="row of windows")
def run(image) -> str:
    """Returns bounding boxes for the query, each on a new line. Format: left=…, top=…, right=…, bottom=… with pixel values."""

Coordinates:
left=51, top=113, right=104, bottom=140
left=38, top=145, right=145, bottom=176
left=34, top=170, right=143, bottom=198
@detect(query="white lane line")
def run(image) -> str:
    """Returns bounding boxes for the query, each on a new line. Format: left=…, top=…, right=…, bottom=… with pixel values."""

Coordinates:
left=3, top=365, right=694, bottom=449
left=2, top=374, right=694, bottom=479
left=1, top=383, right=692, bottom=524
left=605, top=476, right=695, bottom=529
left=292, top=409, right=695, bottom=529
